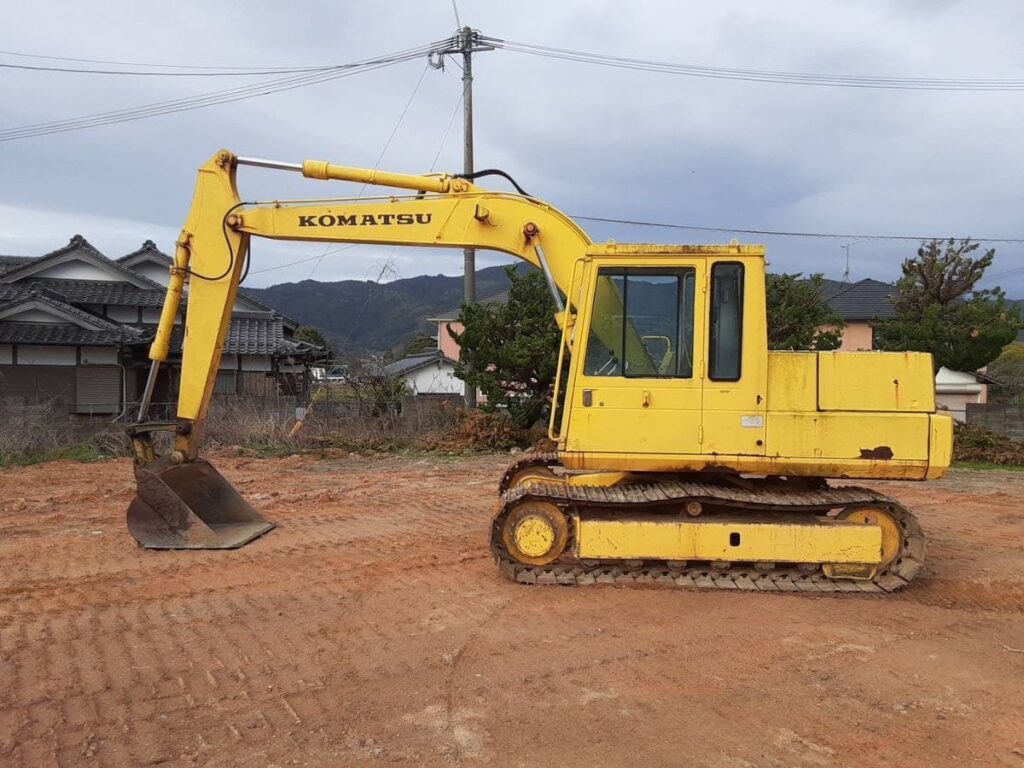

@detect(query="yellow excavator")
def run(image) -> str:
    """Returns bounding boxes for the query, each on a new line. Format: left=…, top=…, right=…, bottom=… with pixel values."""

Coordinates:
left=127, top=149, right=952, bottom=593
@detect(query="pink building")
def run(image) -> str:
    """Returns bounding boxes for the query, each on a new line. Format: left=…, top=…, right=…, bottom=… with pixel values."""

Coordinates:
left=427, top=291, right=509, bottom=362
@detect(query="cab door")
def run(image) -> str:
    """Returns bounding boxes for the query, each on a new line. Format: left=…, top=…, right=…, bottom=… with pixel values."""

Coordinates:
left=700, top=259, right=767, bottom=456
left=564, top=261, right=705, bottom=456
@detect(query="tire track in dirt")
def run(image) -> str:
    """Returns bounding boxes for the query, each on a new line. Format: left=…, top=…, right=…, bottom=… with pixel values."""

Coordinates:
left=2, top=456, right=1023, bottom=766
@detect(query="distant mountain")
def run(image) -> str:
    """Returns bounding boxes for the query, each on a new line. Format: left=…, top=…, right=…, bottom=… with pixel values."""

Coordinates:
left=246, top=263, right=530, bottom=356
left=248, top=266, right=1024, bottom=355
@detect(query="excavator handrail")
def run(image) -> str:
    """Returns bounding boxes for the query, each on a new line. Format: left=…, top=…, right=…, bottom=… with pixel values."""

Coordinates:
left=548, top=256, right=584, bottom=441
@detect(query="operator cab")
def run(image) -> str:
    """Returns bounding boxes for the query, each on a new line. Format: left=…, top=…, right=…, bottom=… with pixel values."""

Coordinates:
left=557, top=244, right=768, bottom=465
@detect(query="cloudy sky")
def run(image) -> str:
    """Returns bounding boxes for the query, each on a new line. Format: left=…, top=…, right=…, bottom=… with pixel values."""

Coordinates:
left=2, top=1, right=1023, bottom=294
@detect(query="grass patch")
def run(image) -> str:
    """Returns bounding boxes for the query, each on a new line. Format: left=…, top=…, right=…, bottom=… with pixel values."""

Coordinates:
left=1, top=441, right=110, bottom=467
left=952, top=460, right=1024, bottom=472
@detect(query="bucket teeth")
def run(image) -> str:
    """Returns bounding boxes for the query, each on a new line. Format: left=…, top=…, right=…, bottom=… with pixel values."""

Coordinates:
left=127, top=459, right=274, bottom=550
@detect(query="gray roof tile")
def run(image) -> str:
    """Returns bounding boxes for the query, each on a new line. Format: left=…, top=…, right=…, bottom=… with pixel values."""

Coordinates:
left=0, top=255, right=33, bottom=274
left=159, top=315, right=319, bottom=356
left=0, top=278, right=167, bottom=307
left=0, top=323, right=143, bottom=346
left=116, top=240, right=171, bottom=264
left=819, top=278, right=896, bottom=321
left=0, top=235, right=163, bottom=289
left=384, top=351, right=456, bottom=377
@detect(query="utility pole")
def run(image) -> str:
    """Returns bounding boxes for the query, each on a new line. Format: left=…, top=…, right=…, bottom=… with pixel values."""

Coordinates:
left=841, top=240, right=861, bottom=283
left=460, top=26, right=476, bottom=310
left=431, top=28, right=492, bottom=407
left=449, top=27, right=493, bottom=407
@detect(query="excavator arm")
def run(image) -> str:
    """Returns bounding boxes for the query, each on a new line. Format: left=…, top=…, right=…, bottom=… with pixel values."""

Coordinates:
left=127, top=149, right=595, bottom=548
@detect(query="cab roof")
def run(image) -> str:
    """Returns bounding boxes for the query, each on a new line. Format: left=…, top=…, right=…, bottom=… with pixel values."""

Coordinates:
left=585, top=242, right=765, bottom=258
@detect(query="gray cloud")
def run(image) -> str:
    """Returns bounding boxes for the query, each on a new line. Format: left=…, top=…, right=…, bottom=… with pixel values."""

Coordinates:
left=1, top=0, right=1022, bottom=293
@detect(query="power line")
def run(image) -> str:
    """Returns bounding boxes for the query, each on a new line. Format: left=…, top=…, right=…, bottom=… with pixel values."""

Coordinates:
left=250, top=62, right=466, bottom=282
left=0, top=48, right=340, bottom=70
left=430, top=90, right=464, bottom=171
left=483, top=36, right=1024, bottom=92
left=0, top=61, right=334, bottom=76
left=306, top=61, right=432, bottom=279
left=0, top=41, right=445, bottom=140
left=369, top=63, right=431, bottom=173
left=986, top=264, right=1024, bottom=280
left=572, top=214, right=1024, bottom=243
left=248, top=247, right=359, bottom=275
left=243, top=206, right=1024, bottom=278
left=0, top=39, right=454, bottom=142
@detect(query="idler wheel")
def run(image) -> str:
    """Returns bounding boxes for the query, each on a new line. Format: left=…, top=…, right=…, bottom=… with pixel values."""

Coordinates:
left=501, top=500, right=569, bottom=566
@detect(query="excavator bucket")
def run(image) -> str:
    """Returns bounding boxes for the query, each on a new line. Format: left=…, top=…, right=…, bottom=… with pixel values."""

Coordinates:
left=127, top=459, right=274, bottom=549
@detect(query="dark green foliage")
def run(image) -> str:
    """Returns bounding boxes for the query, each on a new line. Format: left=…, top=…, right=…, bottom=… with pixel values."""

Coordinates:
left=765, top=273, right=844, bottom=350
left=875, top=239, right=1021, bottom=372
left=450, top=266, right=560, bottom=429
left=988, top=342, right=1024, bottom=403
left=400, top=334, right=437, bottom=358
left=293, top=324, right=330, bottom=353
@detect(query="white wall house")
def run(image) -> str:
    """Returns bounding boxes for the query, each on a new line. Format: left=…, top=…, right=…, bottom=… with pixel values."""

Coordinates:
left=934, top=366, right=994, bottom=422
left=383, top=351, right=461, bottom=395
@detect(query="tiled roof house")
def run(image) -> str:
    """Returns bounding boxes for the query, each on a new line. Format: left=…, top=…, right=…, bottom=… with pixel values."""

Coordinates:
left=0, top=235, right=324, bottom=416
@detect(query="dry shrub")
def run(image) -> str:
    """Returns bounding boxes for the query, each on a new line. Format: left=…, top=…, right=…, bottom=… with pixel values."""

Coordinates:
left=204, top=398, right=301, bottom=454
left=954, top=421, right=1024, bottom=466
left=416, top=407, right=530, bottom=452
left=0, top=394, right=544, bottom=466
left=0, top=402, right=130, bottom=465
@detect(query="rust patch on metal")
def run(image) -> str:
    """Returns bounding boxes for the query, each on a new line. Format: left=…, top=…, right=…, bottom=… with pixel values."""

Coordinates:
left=860, top=446, right=894, bottom=460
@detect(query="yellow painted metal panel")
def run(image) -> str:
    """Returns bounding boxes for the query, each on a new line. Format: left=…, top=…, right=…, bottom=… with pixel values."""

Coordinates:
left=767, top=412, right=930, bottom=461
left=577, top=517, right=882, bottom=563
left=817, top=351, right=935, bottom=412
left=701, top=409, right=765, bottom=455
left=766, top=352, right=817, bottom=412
left=565, top=395, right=702, bottom=454
left=927, top=413, right=953, bottom=479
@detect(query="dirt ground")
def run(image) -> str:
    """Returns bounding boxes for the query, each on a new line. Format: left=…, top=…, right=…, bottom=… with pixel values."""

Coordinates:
left=1, top=453, right=1023, bottom=768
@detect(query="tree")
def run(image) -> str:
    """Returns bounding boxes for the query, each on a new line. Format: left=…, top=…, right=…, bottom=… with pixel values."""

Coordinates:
left=450, top=265, right=560, bottom=429
left=294, top=324, right=331, bottom=354
left=987, top=342, right=1024, bottom=403
left=875, top=239, right=1021, bottom=372
left=349, top=358, right=408, bottom=418
left=765, top=273, right=844, bottom=350
left=400, top=333, right=437, bottom=358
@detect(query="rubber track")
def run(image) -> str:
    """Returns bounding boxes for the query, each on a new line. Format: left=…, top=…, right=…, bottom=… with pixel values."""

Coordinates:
left=491, top=459, right=926, bottom=594
left=497, top=452, right=562, bottom=495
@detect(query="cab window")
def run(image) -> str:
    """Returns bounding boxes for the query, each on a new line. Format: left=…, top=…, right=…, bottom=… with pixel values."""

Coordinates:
left=708, top=262, right=743, bottom=381
left=583, top=267, right=696, bottom=378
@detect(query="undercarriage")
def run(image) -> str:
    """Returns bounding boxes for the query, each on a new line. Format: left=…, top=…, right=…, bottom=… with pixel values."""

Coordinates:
left=491, top=454, right=925, bottom=593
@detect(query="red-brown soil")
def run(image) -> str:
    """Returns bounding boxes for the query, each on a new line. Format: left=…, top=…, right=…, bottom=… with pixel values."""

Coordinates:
left=1, top=454, right=1022, bottom=767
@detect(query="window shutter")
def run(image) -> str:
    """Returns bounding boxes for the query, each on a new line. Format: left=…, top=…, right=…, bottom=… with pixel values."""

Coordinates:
left=75, top=365, right=121, bottom=414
